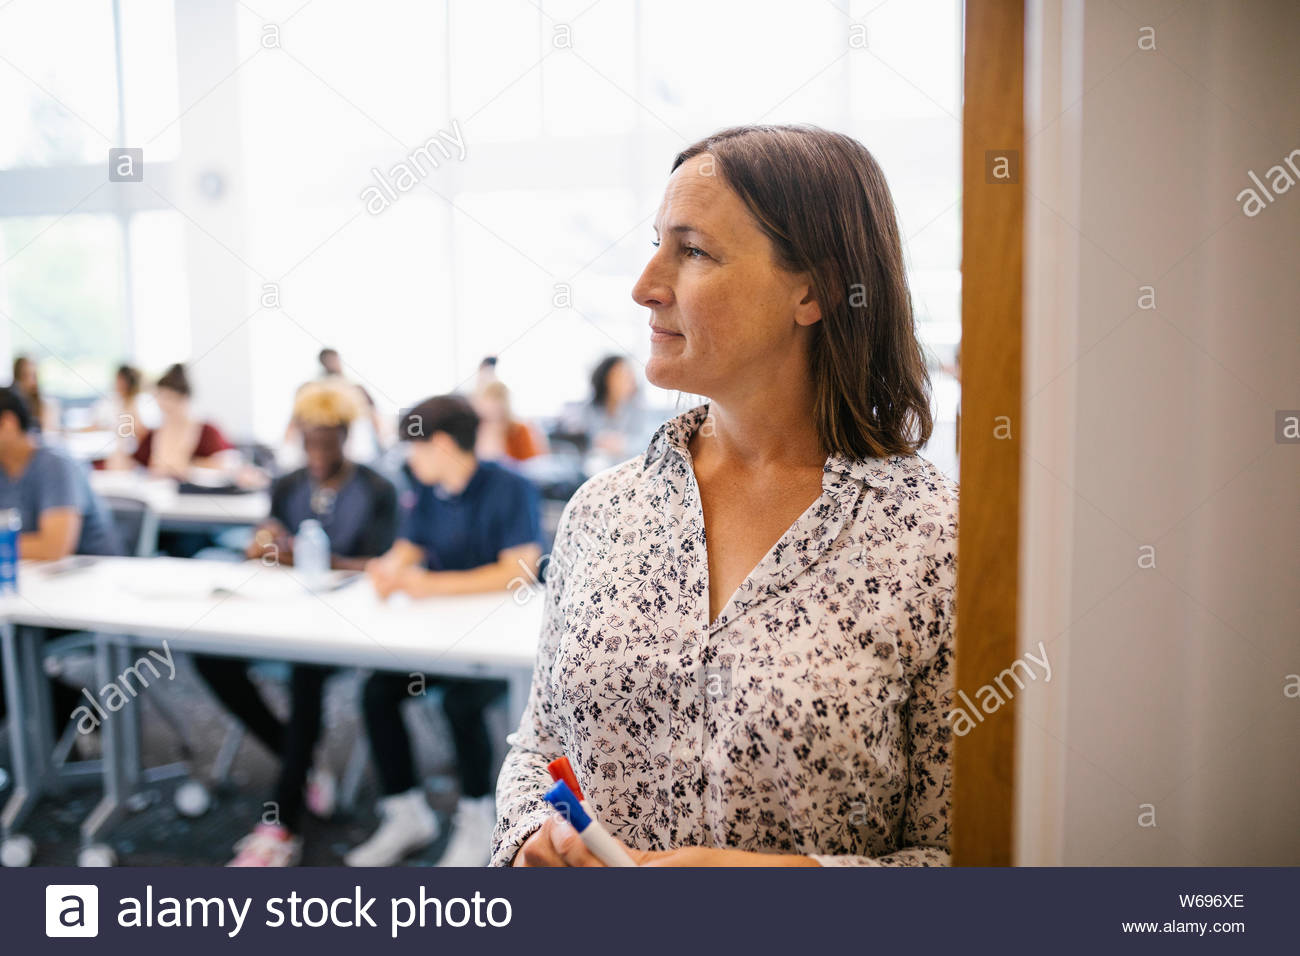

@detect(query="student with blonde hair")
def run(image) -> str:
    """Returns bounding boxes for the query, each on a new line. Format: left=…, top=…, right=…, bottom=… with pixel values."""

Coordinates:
left=472, top=379, right=547, bottom=462
left=195, top=379, right=399, bottom=866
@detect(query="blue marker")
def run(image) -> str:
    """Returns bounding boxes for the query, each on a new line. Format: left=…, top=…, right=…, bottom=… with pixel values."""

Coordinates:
left=543, top=780, right=638, bottom=868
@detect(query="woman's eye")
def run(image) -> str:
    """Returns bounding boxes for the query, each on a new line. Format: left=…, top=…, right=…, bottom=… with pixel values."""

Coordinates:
left=683, top=245, right=707, bottom=259
left=650, top=239, right=661, bottom=248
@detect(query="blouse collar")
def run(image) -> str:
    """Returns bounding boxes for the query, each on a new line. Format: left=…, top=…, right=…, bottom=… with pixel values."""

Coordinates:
left=642, top=402, right=918, bottom=495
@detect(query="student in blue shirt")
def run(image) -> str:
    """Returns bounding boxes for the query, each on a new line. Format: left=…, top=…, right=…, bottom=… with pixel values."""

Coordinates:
left=0, top=387, right=123, bottom=731
left=345, top=394, right=542, bottom=867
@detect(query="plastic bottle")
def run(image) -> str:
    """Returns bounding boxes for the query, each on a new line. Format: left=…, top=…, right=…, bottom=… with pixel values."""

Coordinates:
left=295, top=519, right=330, bottom=591
left=0, top=508, right=21, bottom=595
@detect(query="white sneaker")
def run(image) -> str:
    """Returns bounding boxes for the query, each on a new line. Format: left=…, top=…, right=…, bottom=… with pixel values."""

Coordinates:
left=435, top=795, right=496, bottom=867
left=344, top=788, right=439, bottom=867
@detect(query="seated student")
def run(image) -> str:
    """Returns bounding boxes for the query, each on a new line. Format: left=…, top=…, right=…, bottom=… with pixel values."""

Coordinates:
left=11, top=355, right=60, bottom=435
left=317, top=347, right=384, bottom=458
left=124, top=363, right=236, bottom=477
left=193, top=381, right=399, bottom=866
left=120, top=362, right=242, bottom=556
left=472, top=380, right=547, bottom=463
left=86, top=364, right=160, bottom=465
left=345, top=394, right=542, bottom=867
left=0, top=387, right=123, bottom=730
left=557, top=354, right=657, bottom=469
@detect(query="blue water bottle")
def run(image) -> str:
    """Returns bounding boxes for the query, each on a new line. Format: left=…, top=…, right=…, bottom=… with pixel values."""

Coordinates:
left=0, top=508, right=21, bottom=595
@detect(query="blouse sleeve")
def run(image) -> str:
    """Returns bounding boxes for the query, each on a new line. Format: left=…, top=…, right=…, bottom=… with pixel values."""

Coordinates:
left=489, top=499, right=577, bottom=866
left=811, top=564, right=955, bottom=867
left=194, top=423, right=234, bottom=457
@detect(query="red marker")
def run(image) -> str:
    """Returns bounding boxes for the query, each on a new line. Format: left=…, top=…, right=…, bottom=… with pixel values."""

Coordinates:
left=547, top=756, right=589, bottom=810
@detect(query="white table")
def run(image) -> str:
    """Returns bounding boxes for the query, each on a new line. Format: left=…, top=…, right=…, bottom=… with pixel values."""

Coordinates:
left=0, top=557, right=543, bottom=857
left=89, top=471, right=270, bottom=528
left=51, top=430, right=120, bottom=462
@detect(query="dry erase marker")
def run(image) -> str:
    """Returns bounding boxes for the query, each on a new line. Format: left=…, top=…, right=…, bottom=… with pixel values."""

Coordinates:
left=547, top=756, right=591, bottom=813
left=544, top=780, right=638, bottom=868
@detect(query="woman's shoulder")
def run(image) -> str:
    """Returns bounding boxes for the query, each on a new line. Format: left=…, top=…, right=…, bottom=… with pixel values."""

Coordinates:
left=553, top=452, right=654, bottom=539
left=570, top=453, right=649, bottom=507
left=859, top=452, right=958, bottom=519
left=196, top=421, right=233, bottom=451
left=840, top=452, right=959, bottom=564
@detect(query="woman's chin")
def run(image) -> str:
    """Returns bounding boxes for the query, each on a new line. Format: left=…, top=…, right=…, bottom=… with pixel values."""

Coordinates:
left=645, top=355, right=689, bottom=392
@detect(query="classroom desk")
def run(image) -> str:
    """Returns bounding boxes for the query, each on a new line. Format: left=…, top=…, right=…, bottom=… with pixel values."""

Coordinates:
left=89, top=471, right=270, bottom=528
left=0, top=556, right=543, bottom=858
left=50, top=430, right=119, bottom=462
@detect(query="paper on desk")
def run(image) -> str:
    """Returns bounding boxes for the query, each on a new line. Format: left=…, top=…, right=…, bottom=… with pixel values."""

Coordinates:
left=113, top=560, right=324, bottom=602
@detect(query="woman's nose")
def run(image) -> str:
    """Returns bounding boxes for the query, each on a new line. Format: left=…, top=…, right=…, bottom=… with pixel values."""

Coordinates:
left=631, top=258, right=671, bottom=308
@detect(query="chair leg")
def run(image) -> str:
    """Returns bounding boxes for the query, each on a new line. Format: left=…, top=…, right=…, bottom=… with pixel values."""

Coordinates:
left=141, top=689, right=199, bottom=761
left=51, top=719, right=80, bottom=769
left=210, top=722, right=244, bottom=785
left=338, top=734, right=369, bottom=813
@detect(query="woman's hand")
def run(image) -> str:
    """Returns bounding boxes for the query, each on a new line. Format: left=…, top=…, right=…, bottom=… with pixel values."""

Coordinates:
left=514, top=816, right=648, bottom=867
left=512, top=816, right=819, bottom=867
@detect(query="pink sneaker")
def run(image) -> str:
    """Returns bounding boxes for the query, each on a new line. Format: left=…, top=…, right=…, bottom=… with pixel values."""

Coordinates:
left=306, top=767, right=337, bottom=819
left=228, top=823, right=302, bottom=867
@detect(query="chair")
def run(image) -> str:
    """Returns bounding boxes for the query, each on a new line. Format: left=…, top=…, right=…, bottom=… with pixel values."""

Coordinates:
left=42, top=497, right=197, bottom=776
left=102, top=495, right=160, bottom=557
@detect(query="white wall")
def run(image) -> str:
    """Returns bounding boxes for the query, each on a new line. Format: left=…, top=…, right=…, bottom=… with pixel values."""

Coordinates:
left=1018, top=0, right=1299, bottom=865
left=170, top=0, right=255, bottom=436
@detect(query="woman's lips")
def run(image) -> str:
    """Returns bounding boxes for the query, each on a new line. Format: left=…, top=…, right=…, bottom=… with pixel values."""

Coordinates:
left=650, top=326, right=683, bottom=342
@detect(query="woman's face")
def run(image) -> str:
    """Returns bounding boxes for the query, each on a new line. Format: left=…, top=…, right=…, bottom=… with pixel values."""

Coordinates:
left=632, top=153, right=819, bottom=400
left=605, top=360, right=637, bottom=405
left=155, top=386, right=187, bottom=420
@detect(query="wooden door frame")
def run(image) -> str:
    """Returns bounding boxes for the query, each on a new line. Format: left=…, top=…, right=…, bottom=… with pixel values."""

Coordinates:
left=953, top=0, right=1025, bottom=867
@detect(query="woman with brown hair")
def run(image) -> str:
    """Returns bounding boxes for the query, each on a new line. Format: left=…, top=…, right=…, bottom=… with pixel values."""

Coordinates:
left=126, top=363, right=235, bottom=477
left=11, top=355, right=59, bottom=434
left=495, top=125, right=957, bottom=867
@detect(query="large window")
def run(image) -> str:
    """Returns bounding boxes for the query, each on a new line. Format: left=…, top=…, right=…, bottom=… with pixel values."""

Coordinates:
left=1, top=0, right=961, bottom=475
left=0, top=0, right=183, bottom=404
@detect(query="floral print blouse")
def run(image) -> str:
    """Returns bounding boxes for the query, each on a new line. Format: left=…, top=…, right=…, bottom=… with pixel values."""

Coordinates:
left=491, top=404, right=958, bottom=866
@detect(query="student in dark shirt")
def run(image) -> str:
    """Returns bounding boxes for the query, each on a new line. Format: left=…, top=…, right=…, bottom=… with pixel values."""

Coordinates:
left=345, top=394, right=542, bottom=867
left=0, top=387, right=123, bottom=730
left=195, top=381, right=398, bottom=866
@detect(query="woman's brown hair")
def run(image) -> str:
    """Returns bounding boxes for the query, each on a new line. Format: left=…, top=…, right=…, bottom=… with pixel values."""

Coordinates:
left=672, top=125, right=933, bottom=460
left=117, top=364, right=142, bottom=398
left=156, top=362, right=191, bottom=397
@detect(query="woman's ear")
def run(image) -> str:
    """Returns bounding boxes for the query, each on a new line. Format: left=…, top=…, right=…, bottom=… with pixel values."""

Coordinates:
left=793, top=277, right=826, bottom=328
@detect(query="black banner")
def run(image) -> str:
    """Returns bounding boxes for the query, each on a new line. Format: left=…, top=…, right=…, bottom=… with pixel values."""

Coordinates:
left=3, top=866, right=1294, bottom=953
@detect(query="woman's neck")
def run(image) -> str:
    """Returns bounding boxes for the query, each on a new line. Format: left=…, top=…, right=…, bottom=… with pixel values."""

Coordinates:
left=696, top=376, right=823, bottom=470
